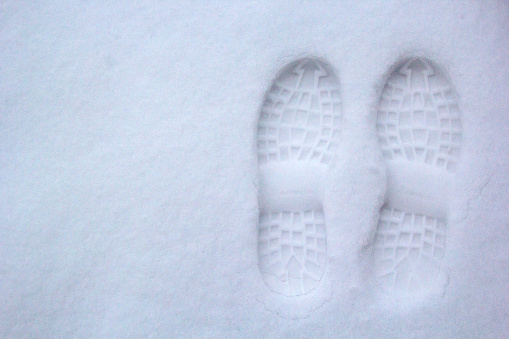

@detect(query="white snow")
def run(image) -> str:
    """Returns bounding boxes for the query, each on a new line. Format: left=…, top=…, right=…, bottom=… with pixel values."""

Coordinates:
left=1, top=0, right=508, bottom=337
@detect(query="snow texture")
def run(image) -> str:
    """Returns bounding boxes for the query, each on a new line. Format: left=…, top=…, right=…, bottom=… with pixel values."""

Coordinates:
left=1, top=0, right=508, bottom=337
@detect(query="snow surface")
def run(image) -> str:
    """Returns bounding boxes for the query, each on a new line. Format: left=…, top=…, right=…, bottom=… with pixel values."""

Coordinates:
left=1, top=0, right=508, bottom=337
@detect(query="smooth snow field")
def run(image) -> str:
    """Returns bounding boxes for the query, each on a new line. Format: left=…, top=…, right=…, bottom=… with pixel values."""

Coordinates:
left=1, top=1, right=508, bottom=337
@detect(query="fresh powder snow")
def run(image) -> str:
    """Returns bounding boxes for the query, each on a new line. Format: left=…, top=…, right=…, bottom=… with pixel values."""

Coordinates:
left=1, top=0, right=508, bottom=337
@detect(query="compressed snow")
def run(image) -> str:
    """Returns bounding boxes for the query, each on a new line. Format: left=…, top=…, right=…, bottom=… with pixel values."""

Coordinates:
left=1, top=0, right=508, bottom=337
